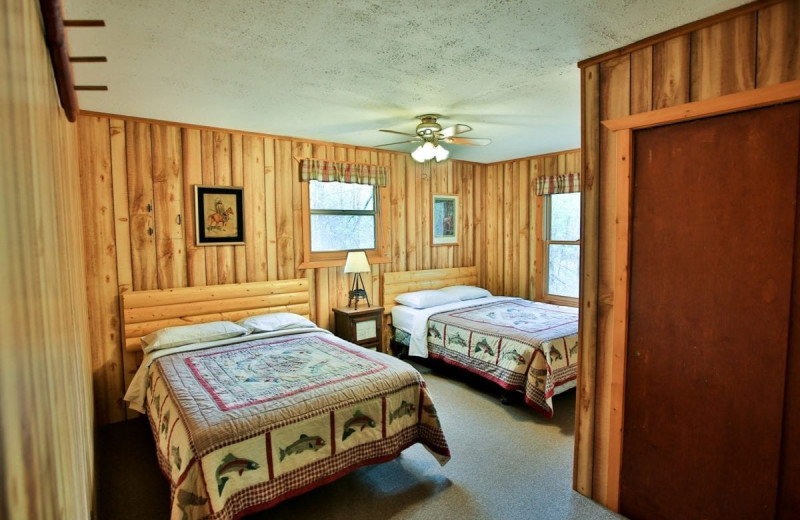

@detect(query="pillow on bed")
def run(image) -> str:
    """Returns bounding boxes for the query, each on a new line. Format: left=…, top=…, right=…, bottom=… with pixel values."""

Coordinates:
left=141, top=321, right=248, bottom=353
left=236, top=312, right=317, bottom=333
left=394, top=289, right=460, bottom=309
left=440, top=285, right=492, bottom=301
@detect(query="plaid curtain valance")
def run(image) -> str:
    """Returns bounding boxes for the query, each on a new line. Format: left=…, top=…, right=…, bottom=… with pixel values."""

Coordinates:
left=535, top=173, right=581, bottom=195
left=300, top=159, right=388, bottom=187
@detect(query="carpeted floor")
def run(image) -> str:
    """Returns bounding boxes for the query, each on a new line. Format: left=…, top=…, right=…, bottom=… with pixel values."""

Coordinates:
left=95, top=359, right=624, bottom=520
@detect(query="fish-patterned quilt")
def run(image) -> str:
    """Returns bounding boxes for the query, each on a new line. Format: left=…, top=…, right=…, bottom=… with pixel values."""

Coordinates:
left=144, top=331, right=450, bottom=520
left=423, top=299, right=578, bottom=417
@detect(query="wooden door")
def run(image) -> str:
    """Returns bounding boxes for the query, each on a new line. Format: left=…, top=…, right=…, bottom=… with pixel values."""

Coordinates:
left=619, top=103, right=800, bottom=519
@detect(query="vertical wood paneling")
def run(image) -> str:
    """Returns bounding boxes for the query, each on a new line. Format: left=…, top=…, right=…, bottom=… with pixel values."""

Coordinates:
left=630, top=48, right=653, bottom=114
left=576, top=62, right=601, bottom=497
left=231, top=134, right=247, bottom=283
left=80, top=116, right=126, bottom=424
left=126, top=121, right=157, bottom=290
left=263, top=137, right=279, bottom=280
left=243, top=135, right=267, bottom=282
left=652, top=35, right=691, bottom=109
left=109, top=118, right=140, bottom=417
left=594, top=53, right=631, bottom=504
left=152, top=124, right=186, bottom=289
left=274, top=139, right=295, bottom=280
left=691, top=13, right=757, bottom=101
left=531, top=158, right=542, bottom=299
left=213, top=132, right=235, bottom=284
left=200, top=130, right=218, bottom=284
left=757, top=0, right=800, bottom=87
left=3, top=3, right=93, bottom=515
left=503, top=164, right=514, bottom=295
left=182, top=128, right=206, bottom=286
left=405, top=157, right=418, bottom=272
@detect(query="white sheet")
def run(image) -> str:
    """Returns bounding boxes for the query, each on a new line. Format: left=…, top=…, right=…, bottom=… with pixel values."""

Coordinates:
left=123, top=327, right=333, bottom=413
left=392, top=296, right=516, bottom=358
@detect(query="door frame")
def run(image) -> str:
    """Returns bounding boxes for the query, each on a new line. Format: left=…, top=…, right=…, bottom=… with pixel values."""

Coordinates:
left=585, top=79, right=800, bottom=511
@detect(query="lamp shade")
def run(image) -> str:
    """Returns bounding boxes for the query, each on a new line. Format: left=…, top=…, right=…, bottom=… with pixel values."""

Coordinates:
left=343, top=251, right=370, bottom=273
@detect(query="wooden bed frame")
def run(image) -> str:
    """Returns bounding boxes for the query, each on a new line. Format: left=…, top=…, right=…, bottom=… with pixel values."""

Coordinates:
left=120, top=279, right=310, bottom=352
left=382, top=266, right=478, bottom=317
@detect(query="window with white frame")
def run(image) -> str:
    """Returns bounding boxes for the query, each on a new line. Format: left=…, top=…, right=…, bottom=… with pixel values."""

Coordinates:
left=544, top=192, right=580, bottom=302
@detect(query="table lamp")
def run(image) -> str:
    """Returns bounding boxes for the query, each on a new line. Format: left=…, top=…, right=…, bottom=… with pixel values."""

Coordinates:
left=344, top=251, right=370, bottom=309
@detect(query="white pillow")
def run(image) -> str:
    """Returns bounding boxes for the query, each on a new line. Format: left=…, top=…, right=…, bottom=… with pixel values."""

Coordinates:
left=394, top=289, right=460, bottom=309
left=440, top=285, right=492, bottom=301
left=236, top=312, right=316, bottom=333
left=141, top=321, right=248, bottom=353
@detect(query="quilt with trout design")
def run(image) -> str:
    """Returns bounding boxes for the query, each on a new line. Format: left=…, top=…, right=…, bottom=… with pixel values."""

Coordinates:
left=424, top=299, right=578, bottom=417
left=144, top=331, right=450, bottom=520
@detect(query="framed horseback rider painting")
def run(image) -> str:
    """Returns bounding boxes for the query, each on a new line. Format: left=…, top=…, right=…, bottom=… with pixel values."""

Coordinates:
left=194, top=185, right=245, bottom=245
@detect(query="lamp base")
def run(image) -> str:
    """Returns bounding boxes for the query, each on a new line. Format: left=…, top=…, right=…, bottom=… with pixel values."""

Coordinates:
left=348, top=274, right=370, bottom=310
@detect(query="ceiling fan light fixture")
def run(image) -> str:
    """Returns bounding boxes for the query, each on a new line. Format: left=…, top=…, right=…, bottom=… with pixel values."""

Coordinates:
left=411, top=145, right=427, bottom=162
left=433, top=144, right=449, bottom=162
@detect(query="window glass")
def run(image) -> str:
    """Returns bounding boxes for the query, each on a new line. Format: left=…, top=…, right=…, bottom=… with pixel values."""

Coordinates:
left=310, top=181, right=374, bottom=211
left=310, top=214, right=375, bottom=251
left=549, top=192, right=580, bottom=241
left=308, top=181, right=376, bottom=253
left=547, top=244, right=580, bottom=299
left=545, top=192, right=581, bottom=301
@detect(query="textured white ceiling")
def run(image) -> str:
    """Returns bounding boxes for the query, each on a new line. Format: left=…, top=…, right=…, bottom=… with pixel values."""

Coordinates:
left=63, top=0, right=749, bottom=164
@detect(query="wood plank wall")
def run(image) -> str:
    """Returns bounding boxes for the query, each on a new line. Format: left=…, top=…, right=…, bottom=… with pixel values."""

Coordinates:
left=1, top=0, right=94, bottom=518
left=576, top=0, right=800, bottom=506
left=77, top=109, right=579, bottom=425
left=480, top=150, right=581, bottom=298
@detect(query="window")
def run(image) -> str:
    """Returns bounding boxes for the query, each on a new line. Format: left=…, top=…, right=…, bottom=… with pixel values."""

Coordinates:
left=301, top=180, right=387, bottom=268
left=309, top=181, right=376, bottom=251
left=544, top=192, right=580, bottom=303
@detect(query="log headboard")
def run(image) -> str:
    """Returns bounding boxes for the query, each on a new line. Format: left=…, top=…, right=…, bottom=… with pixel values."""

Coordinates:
left=382, top=266, right=478, bottom=316
left=120, top=279, right=310, bottom=352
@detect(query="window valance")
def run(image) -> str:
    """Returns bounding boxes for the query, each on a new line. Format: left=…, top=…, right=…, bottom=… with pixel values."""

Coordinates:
left=535, top=173, right=581, bottom=195
left=300, top=158, right=388, bottom=187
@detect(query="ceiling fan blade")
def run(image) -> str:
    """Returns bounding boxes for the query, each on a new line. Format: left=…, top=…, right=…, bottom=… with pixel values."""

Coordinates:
left=439, top=124, right=472, bottom=138
left=443, top=136, right=491, bottom=146
left=374, top=138, right=422, bottom=148
left=379, top=129, right=418, bottom=137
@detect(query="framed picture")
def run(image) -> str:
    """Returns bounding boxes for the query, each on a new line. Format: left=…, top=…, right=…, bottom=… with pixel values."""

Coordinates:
left=432, top=194, right=458, bottom=246
left=194, top=185, right=245, bottom=245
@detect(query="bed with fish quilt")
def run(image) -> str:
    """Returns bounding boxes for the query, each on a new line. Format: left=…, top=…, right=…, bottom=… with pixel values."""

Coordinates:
left=395, top=298, right=578, bottom=418
left=129, top=329, right=450, bottom=520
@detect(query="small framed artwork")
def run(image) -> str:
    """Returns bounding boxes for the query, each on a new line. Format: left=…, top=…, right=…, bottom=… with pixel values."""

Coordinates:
left=432, top=194, right=458, bottom=246
left=194, top=185, right=245, bottom=245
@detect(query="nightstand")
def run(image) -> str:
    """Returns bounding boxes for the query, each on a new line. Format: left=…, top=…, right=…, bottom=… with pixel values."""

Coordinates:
left=333, top=305, right=384, bottom=352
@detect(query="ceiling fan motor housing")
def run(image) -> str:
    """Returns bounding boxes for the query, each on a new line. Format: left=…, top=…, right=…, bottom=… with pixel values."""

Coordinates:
left=415, top=114, right=442, bottom=138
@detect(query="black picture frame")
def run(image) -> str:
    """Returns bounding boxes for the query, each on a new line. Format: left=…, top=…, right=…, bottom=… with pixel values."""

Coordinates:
left=194, top=185, right=245, bottom=245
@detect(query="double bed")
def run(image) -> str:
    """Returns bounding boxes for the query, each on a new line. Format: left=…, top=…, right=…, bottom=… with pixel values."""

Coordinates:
left=121, top=279, right=450, bottom=520
left=384, top=267, right=579, bottom=418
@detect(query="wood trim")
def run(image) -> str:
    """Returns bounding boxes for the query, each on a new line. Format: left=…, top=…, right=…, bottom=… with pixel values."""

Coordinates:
left=578, top=0, right=784, bottom=69
left=604, top=128, right=633, bottom=510
left=120, top=279, right=310, bottom=352
left=574, top=63, right=600, bottom=497
left=382, top=266, right=478, bottom=316
left=603, top=79, right=800, bottom=131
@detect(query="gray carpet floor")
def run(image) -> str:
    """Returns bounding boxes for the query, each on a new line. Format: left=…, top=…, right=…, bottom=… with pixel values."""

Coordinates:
left=96, top=359, right=624, bottom=520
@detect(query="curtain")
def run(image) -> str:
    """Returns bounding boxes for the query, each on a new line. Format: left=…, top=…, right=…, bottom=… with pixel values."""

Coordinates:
left=300, top=158, right=388, bottom=187
left=535, top=172, right=580, bottom=195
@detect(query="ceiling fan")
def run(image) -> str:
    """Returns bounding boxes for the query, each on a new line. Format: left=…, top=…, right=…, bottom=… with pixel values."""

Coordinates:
left=375, top=114, right=491, bottom=162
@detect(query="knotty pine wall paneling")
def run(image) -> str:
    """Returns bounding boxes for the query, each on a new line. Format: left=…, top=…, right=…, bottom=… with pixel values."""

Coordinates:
left=78, top=111, right=579, bottom=424
left=2, top=0, right=94, bottom=517
left=576, top=0, right=800, bottom=508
